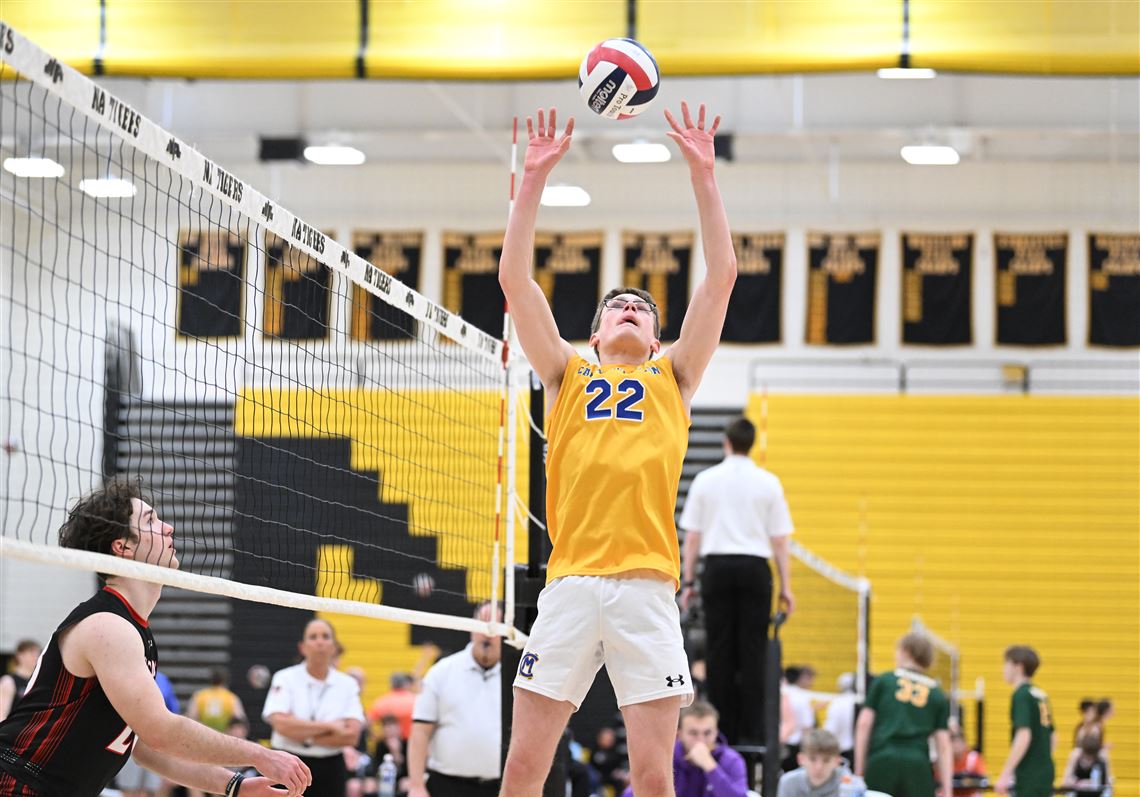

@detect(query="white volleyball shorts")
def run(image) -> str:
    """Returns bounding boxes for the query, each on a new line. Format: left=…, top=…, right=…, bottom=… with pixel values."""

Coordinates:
left=513, top=574, right=694, bottom=709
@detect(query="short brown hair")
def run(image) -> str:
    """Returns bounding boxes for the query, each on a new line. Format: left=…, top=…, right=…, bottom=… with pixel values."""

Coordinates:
left=589, top=287, right=660, bottom=357
left=899, top=631, right=936, bottom=670
left=1004, top=645, right=1040, bottom=677
left=725, top=417, right=755, bottom=454
left=801, top=728, right=840, bottom=757
left=14, top=639, right=41, bottom=655
left=679, top=700, right=719, bottom=725
left=58, top=478, right=146, bottom=584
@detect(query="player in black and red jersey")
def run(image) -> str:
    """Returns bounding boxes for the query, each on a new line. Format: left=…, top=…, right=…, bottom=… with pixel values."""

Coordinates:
left=0, top=478, right=311, bottom=797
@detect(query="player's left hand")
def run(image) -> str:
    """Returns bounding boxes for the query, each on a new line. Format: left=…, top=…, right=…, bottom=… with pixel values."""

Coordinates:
left=664, top=102, right=721, bottom=173
left=994, top=772, right=1014, bottom=795
left=685, top=741, right=717, bottom=772
left=779, top=587, right=796, bottom=617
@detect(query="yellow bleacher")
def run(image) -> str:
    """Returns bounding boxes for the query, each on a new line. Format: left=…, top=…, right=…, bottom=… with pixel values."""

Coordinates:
left=748, top=394, right=1139, bottom=796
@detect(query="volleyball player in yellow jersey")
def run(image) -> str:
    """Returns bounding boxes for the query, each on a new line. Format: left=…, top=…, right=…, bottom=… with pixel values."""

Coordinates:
left=498, top=103, right=737, bottom=797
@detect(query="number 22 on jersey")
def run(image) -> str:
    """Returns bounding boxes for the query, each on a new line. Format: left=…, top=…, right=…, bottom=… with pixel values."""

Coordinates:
left=584, top=378, right=646, bottom=421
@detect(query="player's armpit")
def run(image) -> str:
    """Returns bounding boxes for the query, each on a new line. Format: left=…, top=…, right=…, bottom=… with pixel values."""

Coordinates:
left=65, top=613, right=172, bottom=741
left=498, top=275, right=575, bottom=391
left=666, top=274, right=735, bottom=405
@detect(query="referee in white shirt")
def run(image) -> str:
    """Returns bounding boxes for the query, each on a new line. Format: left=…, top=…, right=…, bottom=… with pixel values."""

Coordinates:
left=407, top=603, right=502, bottom=797
left=263, top=618, right=366, bottom=797
left=679, top=416, right=795, bottom=746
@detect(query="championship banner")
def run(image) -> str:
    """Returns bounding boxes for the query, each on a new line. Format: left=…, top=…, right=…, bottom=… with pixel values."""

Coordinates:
left=351, top=231, right=423, bottom=341
left=1088, top=233, right=1140, bottom=347
left=995, top=233, right=1067, bottom=345
left=621, top=231, right=693, bottom=341
left=442, top=232, right=505, bottom=339
left=177, top=230, right=246, bottom=338
left=534, top=231, right=602, bottom=341
left=724, top=233, right=783, bottom=344
left=805, top=232, right=879, bottom=345
left=264, top=231, right=332, bottom=341
left=901, top=233, right=973, bottom=345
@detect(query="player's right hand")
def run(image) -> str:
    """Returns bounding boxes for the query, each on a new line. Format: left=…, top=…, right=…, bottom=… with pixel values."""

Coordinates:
left=679, top=586, right=697, bottom=612
left=524, top=108, right=574, bottom=177
left=255, top=748, right=312, bottom=795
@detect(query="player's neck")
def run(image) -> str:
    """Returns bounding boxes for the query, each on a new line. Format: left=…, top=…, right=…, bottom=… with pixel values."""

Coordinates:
left=1011, top=673, right=1030, bottom=687
left=104, top=578, right=161, bottom=621
left=305, top=661, right=331, bottom=680
left=598, top=347, right=652, bottom=367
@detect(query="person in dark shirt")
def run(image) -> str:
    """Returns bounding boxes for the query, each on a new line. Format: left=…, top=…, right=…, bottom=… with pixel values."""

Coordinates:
left=995, top=646, right=1054, bottom=797
left=0, top=640, right=41, bottom=722
left=0, top=478, right=311, bottom=797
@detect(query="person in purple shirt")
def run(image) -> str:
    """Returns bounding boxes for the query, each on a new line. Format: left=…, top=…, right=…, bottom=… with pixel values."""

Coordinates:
left=623, top=701, right=748, bottom=797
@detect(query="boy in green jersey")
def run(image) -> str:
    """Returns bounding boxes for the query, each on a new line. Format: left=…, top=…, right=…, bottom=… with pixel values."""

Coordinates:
left=996, top=646, right=1055, bottom=797
left=854, top=632, right=952, bottom=797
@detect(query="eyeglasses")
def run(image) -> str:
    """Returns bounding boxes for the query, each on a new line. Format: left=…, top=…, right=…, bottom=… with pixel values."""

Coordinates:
left=601, top=298, right=656, bottom=314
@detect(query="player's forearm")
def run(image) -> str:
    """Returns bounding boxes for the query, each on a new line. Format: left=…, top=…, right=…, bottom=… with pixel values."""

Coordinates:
left=853, top=715, right=873, bottom=775
left=936, top=732, right=954, bottom=795
left=270, top=713, right=336, bottom=742
left=1000, top=728, right=1032, bottom=776
left=770, top=536, right=791, bottom=592
left=407, top=722, right=434, bottom=785
left=689, top=171, right=736, bottom=288
left=131, top=740, right=236, bottom=794
left=682, top=530, right=701, bottom=584
left=499, top=174, right=546, bottom=292
left=142, top=714, right=271, bottom=770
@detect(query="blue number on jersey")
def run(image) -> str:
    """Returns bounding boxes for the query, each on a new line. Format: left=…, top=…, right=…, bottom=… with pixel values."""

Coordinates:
left=584, top=378, right=645, bottom=422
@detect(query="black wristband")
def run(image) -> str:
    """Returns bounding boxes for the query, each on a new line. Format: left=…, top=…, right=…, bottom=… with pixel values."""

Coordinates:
left=682, top=580, right=695, bottom=588
left=225, top=771, right=246, bottom=797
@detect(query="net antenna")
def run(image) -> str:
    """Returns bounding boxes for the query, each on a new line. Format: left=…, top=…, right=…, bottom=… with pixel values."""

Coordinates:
left=0, top=26, right=523, bottom=644
left=911, top=615, right=961, bottom=722
left=782, top=540, right=872, bottom=701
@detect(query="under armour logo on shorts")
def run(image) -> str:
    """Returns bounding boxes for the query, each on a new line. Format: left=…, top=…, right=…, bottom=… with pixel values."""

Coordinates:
left=665, top=674, right=685, bottom=687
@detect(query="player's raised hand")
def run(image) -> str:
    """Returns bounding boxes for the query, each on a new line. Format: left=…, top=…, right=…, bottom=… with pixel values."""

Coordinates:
left=664, top=101, right=721, bottom=173
left=524, top=107, right=574, bottom=177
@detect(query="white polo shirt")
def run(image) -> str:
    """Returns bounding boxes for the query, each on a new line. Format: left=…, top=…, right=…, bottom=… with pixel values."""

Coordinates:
left=679, top=454, right=794, bottom=558
left=261, top=663, right=366, bottom=757
left=413, top=643, right=501, bottom=780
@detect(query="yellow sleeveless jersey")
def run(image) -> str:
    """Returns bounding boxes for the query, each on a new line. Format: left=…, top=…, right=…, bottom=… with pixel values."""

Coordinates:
left=191, top=686, right=239, bottom=733
left=545, top=354, right=690, bottom=585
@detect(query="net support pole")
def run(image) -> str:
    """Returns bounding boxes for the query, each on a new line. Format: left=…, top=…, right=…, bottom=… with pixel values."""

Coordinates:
left=527, top=370, right=547, bottom=579
left=857, top=583, right=871, bottom=700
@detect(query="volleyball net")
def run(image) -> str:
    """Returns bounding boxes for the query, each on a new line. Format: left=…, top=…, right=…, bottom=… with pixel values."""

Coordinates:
left=0, top=26, right=522, bottom=642
left=781, top=541, right=871, bottom=700
left=911, top=615, right=962, bottom=722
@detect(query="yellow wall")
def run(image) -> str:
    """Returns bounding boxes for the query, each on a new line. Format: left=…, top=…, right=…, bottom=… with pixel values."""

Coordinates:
left=747, top=395, right=1139, bottom=795
left=4, top=1, right=1137, bottom=77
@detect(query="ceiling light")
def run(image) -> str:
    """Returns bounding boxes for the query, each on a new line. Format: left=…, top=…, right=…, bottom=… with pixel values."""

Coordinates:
left=79, top=178, right=137, bottom=198
left=540, top=185, right=591, bottom=207
left=303, top=145, right=365, bottom=166
left=900, top=145, right=960, bottom=166
left=3, top=157, right=65, bottom=178
left=612, top=141, right=671, bottom=163
left=878, top=67, right=937, bottom=79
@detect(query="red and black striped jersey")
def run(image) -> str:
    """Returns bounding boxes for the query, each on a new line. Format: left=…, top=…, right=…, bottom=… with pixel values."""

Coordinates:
left=0, top=587, right=158, bottom=796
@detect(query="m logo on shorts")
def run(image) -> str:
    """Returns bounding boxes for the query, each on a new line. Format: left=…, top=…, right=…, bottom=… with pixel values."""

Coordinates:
left=519, top=652, right=540, bottom=680
left=665, top=674, right=685, bottom=687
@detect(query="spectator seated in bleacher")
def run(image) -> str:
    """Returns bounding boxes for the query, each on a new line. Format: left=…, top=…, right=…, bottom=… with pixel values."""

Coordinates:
left=950, top=727, right=986, bottom=797
left=622, top=701, right=747, bottom=797
left=590, top=726, right=630, bottom=796
left=776, top=729, right=852, bottom=797
left=1061, top=733, right=1110, bottom=794
left=1073, top=699, right=1098, bottom=747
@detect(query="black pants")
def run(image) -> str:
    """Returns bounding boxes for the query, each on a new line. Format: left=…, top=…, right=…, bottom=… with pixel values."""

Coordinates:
left=426, top=770, right=501, bottom=797
left=702, top=554, right=772, bottom=745
left=297, top=753, right=347, bottom=797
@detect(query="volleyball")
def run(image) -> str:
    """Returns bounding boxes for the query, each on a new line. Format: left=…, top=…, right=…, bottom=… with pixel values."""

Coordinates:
left=578, top=38, right=660, bottom=120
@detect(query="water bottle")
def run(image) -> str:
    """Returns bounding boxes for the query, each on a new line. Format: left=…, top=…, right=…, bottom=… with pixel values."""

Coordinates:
left=379, top=753, right=398, bottom=797
left=1090, top=764, right=1103, bottom=792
